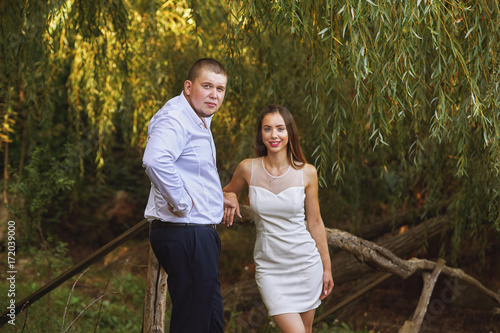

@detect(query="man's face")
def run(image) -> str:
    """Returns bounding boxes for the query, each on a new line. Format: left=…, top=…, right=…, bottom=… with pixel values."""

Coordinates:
left=184, top=70, right=227, bottom=119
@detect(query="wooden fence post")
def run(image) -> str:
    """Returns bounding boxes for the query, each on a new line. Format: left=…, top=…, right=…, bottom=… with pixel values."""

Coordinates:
left=142, top=225, right=168, bottom=333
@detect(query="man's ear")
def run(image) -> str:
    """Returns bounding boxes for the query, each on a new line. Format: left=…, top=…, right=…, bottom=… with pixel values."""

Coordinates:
left=184, top=80, right=192, bottom=95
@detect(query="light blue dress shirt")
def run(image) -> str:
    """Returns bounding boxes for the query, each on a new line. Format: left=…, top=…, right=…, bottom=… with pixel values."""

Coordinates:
left=143, top=92, right=223, bottom=224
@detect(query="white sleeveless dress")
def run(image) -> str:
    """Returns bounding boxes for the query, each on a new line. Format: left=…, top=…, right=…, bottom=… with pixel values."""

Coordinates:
left=249, top=157, right=323, bottom=316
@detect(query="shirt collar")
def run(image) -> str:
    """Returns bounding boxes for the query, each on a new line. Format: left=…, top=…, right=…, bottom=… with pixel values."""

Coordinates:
left=179, top=92, right=213, bottom=129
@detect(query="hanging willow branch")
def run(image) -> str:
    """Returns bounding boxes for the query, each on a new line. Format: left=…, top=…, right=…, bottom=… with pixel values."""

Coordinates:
left=222, top=0, right=500, bottom=257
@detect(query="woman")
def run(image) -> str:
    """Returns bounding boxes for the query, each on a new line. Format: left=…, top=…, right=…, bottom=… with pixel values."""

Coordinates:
left=223, top=105, right=334, bottom=332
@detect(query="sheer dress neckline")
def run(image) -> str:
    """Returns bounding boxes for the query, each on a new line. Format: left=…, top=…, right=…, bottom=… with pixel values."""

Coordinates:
left=250, top=157, right=304, bottom=195
left=261, top=157, right=292, bottom=179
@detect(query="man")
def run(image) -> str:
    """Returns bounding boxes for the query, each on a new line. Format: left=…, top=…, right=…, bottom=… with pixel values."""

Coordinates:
left=143, top=58, right=233, bottom=332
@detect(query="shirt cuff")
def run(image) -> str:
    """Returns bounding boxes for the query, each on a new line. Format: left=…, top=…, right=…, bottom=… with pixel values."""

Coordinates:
left=172, top=193, right=193, bottom=217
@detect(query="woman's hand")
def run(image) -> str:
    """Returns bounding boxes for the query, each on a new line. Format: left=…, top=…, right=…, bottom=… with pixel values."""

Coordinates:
left=223, top=192, right=241, bottom=227
left=320, top=270, right=334, bottom=300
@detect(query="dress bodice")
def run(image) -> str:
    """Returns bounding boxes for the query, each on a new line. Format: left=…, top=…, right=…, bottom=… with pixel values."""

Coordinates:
left=248, top=157, right=305, bottom=233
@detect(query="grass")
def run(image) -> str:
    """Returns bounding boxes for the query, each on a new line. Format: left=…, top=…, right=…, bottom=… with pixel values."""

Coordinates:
left=0, top=270, right=146, bottom=333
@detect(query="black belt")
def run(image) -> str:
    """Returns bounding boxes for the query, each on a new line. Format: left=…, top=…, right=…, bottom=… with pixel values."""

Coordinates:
left=151, top=220, right=217, bottom=230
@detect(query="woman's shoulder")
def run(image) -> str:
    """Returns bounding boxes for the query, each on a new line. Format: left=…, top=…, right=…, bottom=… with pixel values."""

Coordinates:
left=240, top=157, right=264, bottom=166
left=302, top=163, right=317, bottom=173
left=302, top=163, right=319, bottom=185
left=239, top=158, right=255, bottom=168
left=235, top=158, right=255, bottom=177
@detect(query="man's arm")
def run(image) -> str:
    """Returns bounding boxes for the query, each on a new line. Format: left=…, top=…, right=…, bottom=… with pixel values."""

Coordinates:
left=143, top=116, right=193, bottom=217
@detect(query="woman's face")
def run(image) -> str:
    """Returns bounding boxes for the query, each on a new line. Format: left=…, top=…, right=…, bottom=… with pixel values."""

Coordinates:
left=261, top=112, right=289, bottom=154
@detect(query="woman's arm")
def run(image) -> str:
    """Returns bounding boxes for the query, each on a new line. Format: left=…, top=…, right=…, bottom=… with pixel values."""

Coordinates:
left=304, top=164, right=334, bottom=300
left=222, top=159, right=252, bottom=226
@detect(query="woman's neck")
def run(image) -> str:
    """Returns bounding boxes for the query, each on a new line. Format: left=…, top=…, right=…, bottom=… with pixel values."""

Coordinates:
left=264, top=152, right=290, bottom=175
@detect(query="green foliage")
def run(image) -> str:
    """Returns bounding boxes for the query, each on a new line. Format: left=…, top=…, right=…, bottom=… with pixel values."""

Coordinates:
left=9, top=147, right=76, bottom=242
left=1, top=0, right=499, bottom=278
left=26, top=238, right=74, bottom=279
left=0, top=267, right=146, bottom=333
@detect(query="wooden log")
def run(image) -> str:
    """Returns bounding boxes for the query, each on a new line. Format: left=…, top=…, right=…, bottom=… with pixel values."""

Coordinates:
left=354, top=203, right=448, bottom=240
left=142, top=224, right=168, bottom=333
left=353, top=208, right=425, bottom=240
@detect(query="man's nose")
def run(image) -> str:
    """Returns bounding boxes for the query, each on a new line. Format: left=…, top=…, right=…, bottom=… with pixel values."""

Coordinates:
left=209, top=88, right=218, bottom=98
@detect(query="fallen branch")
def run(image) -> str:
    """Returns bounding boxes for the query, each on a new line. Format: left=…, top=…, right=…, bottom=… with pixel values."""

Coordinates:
left=326, top=228, right=500, bottom=304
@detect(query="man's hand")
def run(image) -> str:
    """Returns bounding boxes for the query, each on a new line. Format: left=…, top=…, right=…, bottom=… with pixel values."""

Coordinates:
left=223, top=192, right=240, bottom=227
left=168, top=203, right=182, bottom=217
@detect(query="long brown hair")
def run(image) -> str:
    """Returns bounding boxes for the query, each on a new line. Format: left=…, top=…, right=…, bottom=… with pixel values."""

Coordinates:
left=255, top=105, right=307, bottom=169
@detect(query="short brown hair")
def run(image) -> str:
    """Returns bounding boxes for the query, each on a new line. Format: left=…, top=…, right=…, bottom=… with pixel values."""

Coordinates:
left=187, top=58, right=227, bottom=81
left=255, top=105, right=307, bottom=169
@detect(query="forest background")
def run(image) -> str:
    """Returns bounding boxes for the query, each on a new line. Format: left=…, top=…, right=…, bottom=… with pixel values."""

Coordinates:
left=1, top=0, right=499, bottom=332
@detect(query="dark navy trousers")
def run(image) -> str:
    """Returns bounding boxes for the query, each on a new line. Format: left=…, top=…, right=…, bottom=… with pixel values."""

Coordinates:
left=150, top=225, right=224, bottom=333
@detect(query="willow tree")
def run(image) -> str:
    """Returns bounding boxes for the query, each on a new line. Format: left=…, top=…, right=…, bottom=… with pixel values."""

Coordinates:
left=213, top=0, right=500, bottom=259
left=1, top=0, right=499, bottom=260
left=0, top=0, right=209, bottom=241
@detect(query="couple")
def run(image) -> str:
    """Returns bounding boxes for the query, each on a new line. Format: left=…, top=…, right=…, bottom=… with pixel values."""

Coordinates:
left=143, top=58, right=334, bottom=333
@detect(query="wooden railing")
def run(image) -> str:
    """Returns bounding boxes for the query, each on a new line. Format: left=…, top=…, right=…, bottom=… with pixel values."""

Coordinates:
left=0, top=219, right=149, bottom=327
